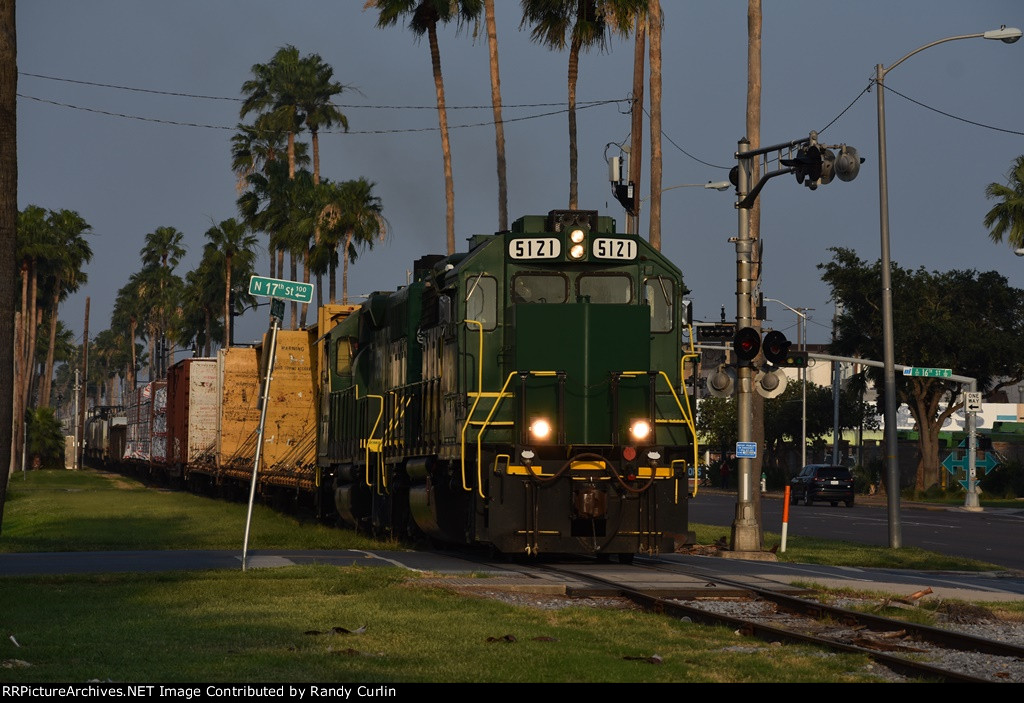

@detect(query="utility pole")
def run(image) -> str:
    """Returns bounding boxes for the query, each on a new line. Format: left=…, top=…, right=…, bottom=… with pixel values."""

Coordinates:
left=730, top=132, right=862, bottom=554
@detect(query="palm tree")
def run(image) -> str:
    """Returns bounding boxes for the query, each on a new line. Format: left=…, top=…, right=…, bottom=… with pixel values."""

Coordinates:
left=318, top=178, right=388, bottom=304
left=39, top=209, right=92, bottom=408
left=296, top=52, right=348, bottom=187
left=113, top=273, right=148, bottom=399
left=483, top=0, right=509, bottom=231
left=203, top=217, right=258, bottom=347
left=141, top=226, right=186, bottom=270
left=520, top=0, right=611, bottom=210
left=646, top=0, right=662, bottom=250
left=178, top=261, right=221, bottom=356
left=139, top=226, right=186, bottom=377
left=984, top=155, right=1024, bottom=250
left=369, top=0, right=482, bottom=255
left=240, top=46, right=307, bottom=181
left=1, top=0, right=17, bottom=523
left=232, top=118, right=309, bottom=279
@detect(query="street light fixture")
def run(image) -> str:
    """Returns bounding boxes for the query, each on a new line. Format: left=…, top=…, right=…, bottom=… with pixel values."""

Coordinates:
left=875, top=26, right=1021, bottom=549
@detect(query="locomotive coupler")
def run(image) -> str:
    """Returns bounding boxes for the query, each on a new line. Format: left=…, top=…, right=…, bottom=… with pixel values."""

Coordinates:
left=572, top=481, right=607, bottom=519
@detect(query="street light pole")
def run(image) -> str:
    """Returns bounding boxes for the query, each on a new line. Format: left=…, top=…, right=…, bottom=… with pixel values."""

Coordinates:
left=764, top=298, right=810, bottom=467
left=875, top=26, right=1021, bottom=549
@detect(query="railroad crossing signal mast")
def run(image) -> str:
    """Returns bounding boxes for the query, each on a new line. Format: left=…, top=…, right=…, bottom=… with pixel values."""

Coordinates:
left=730, top=133, right=862, bottom=554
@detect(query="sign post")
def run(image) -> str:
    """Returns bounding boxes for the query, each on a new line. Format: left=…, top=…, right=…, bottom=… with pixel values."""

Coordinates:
left=240, top=276, right=312, bottom=569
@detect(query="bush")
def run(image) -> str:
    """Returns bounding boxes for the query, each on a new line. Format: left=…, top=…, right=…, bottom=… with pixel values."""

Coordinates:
left=25, top=407, right=66, bottom=470
left=979, top=458, right=1024, bottom=499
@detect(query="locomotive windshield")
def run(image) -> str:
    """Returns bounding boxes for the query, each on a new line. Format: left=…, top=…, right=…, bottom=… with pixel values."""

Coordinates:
left=578, top=273, right=632, bottom=303
left=511, top=273, right=568, bottom=303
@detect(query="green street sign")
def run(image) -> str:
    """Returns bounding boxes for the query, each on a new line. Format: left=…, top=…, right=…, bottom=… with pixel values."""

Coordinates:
left=248, top=275, right=313, bottom=304
left=902, top=367, right=952, bottom=378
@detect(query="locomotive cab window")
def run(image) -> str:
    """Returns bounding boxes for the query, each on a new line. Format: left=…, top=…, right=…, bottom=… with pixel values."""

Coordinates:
left=578, top=273, right=633, bottom=304
left=511, top=273, right=568, bottom=304
left=644, top=276, right=674, bottom=332
left=465, top=274, right=497, bottom=330
left=334, top=337, right=355, bottom=377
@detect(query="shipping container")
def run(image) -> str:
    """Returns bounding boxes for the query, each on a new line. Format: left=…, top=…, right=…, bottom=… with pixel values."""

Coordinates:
left=166, top=358, right=218, bottom=478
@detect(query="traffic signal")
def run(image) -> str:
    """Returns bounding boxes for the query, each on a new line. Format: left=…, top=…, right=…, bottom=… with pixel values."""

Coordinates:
left=835, top=145, right=862, bottom=182
left=781, top=143, right=835, bottom=190
left=706, top=364, right=736, bottom=398
left=781, top=133, right=863, bottom=190
left=733, top=327, right=761, bottom=362
left=762, top=330, right=808, bottom=368
left=754, top=368, right=789, bottom=398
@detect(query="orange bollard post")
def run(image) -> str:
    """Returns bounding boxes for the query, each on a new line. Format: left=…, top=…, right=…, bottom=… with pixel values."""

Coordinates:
left=781, top=486, right=791, bottom=553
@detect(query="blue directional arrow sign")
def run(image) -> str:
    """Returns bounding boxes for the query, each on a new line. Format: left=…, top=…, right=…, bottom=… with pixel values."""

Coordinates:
left=941, top=452, right=966, bottom=475
left=977, top=451, right=1000, bottom=474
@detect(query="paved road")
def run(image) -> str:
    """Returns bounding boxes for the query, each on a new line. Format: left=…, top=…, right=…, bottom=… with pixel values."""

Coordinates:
left=2, top=545, right=1023, bottom=602
left=689, top=489, right=1024, bottom=571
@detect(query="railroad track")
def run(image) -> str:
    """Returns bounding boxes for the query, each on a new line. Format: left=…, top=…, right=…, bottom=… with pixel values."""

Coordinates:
left=525, top=557, right=1024, bottom=683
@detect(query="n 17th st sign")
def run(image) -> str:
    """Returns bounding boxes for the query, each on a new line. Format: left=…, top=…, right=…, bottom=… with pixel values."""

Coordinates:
left=248, top=275, right=313, bottom=304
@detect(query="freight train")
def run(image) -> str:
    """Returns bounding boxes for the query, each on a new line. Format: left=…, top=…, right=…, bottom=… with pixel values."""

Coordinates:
left=85, top=209, right=699, bottom=560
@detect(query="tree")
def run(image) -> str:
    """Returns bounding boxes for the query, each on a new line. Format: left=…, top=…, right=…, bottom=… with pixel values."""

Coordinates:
left=820, top=247, right=1024, bottom=491
left=0, top=0, right=17, bottom=526
left=318, top=178, right=388, bottom=304
left=483, top=0, right=509, bottom=231
left=369, top=0, right=482, bottom=254
left=646, top=0, right=662, bottom=249
left=295, top=52, right=348, bottom=188
left=231, top=118, right=309, bottom=279
left=113, top=272, right=149, bottom=395
left=38, top=209, right=92, bottom=408
left=203, top=218, right=258, bottom=348
left=983, top=154, right=1024, bottom=251
left=139, top=227, right=186, bottom=378
left=520, top=0, right=613, bottom=210
left=240, top=46, right=307, bottom=181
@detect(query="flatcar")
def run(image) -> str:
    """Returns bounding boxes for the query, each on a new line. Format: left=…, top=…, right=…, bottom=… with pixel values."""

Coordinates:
left=321, top=209, right=698, bottom=559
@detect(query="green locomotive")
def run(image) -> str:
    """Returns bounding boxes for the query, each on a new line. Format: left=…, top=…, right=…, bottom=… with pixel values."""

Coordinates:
left=320, top=209, right=697, bottom=559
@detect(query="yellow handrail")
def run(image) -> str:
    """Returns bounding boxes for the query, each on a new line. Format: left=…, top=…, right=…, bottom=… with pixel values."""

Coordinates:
left=459, top=319, right=485, bottom=492
left=354, top=386, right=384, bottom=491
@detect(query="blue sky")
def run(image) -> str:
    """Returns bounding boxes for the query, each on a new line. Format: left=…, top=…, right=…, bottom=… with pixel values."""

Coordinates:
left=17, top=1, right=1024, bottom=351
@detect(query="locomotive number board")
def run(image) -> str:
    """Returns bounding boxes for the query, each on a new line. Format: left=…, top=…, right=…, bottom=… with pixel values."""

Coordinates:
left=592, top=238, right=637, bottom=260
left=509, top=238, right=561, bottom=259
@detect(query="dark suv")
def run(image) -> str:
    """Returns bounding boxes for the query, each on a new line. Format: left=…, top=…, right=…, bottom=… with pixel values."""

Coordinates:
left=790, top=464, right=854, bottom=507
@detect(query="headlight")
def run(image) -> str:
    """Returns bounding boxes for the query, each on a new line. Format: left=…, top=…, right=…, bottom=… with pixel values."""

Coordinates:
left=629, top=419, right=652, bottom=442
left=529, top=418, right=552, bottom=441
left=568, top=243, right=585, bottom=260
left=569, top=228, right=586, bottom=244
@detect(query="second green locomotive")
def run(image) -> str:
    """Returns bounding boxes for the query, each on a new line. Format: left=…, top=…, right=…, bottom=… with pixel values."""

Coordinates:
left=320, top=209, right=697, bottom=559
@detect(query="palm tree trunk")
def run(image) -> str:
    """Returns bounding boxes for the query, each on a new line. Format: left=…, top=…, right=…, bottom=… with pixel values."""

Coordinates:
left=0, top=0, right=18, bottom=513
left=628, top=17, right=645, bottom=236
left=224, top=251, right=232, bottom=348
left=40, top=280, right=63, bottom=408
left=484, top=0, right=508, bottom=231
left=300, top=248, right=311, bottom=328
left=329, top=244, right=338, bottom=304
left=23, top=270, right=40, bottom=413
left=290, top=252, right=298, bottom=329
left=648, top=0, right=662, bottom=251
left=427, top=23, right=456, bottom=255
left=568, top=34, right=582, bottom=210
left=342, top=231, right=352, bottom=305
